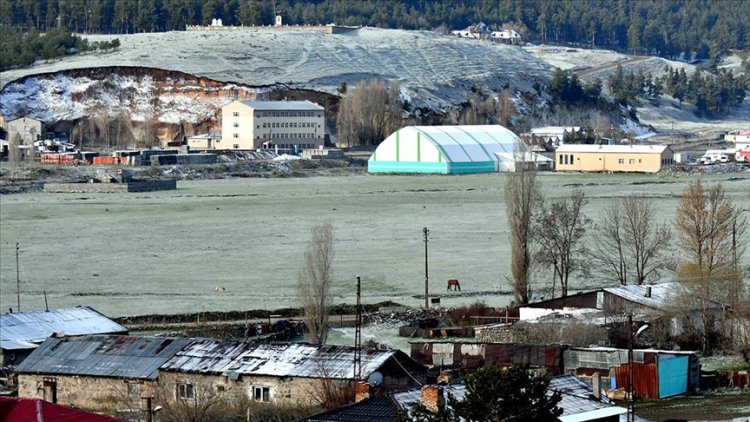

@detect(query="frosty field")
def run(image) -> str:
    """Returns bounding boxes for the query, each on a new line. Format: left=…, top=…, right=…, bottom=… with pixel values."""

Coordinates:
left=1, top=172, right=748, bottom=317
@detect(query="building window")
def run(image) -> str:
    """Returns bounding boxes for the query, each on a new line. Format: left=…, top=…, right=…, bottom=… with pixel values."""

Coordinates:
left=177, top=383, right=195, bottom=400
left=233, top=144, right=239, bottom=149
left=618, top=158, right=624, bottom=164
left=559, top=155, right=563, bottom=165
left=233, top=133, right=239, bottom=138
left=232, top=112, right=239, bottom=117
left=629, top=159, right=635, bottom=164
left=638, top=159, right=642, bottom=163
left=570, top=154, right=574, bottom=163
left=233, top=123, right=239, bottom=128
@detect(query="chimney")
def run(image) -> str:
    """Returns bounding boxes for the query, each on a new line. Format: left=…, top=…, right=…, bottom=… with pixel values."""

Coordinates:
left=437, top=371, right=450, bottom=385
left=592, top=373, right=602, bottom=400
left=645, top=286, right=652, bottom=298
left=354, top=382, right=370, bottom=403
left=420, top=385, right=444, bottom=413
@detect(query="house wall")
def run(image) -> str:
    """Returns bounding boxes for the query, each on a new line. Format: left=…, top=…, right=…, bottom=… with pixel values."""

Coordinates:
left=556, top=150, right=673, bottom=173
left=18, top=374, right=156, bottom=413
left=8, top=118, right=44, bottom=145
left=221, top=101, right=325, bottom=150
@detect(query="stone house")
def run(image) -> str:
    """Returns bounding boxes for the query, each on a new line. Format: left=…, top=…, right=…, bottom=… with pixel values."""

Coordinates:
left=158, top=339, right=426, bottom=407
left=15, top=335, right=190, bottom=414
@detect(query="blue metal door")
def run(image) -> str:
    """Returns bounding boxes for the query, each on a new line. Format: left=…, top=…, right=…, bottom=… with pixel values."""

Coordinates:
left=658, top=354, right=689, bottom=398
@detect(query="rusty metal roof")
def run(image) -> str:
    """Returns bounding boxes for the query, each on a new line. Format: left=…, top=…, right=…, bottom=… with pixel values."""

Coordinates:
left=0, top=307, right=127, bottom=351
left=161, top=339, right=408, bottom=380
left=14, top=335, right=190, bottom=380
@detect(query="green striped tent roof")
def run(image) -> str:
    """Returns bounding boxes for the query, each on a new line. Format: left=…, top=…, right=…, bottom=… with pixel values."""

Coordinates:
left=378, top=125, right=527, bottom=163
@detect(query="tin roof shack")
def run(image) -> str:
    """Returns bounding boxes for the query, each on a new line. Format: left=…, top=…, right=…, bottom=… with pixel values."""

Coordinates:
left=159, top=340, right=426, bottom=407
left=515, top=283, right=725, bottom=339
left=410, top=341, right=565, bottom=375
left=0, top=307, right=127, bottom=369
left=305, top=374, right=628, bottom=422
left=564, top=347, right=700, bottom=399
left=15, top=335, right=190, bottom=415
left=0, top=397, right=125, bottom=422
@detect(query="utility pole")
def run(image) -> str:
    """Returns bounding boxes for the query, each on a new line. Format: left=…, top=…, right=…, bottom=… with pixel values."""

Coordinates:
left=627, top=313, right=634, bottom=422
left=16, top=243, right=21, bottom=312
left=353, top=275, right=362, bottom=382
left=423, top=227, right=430, bottom=309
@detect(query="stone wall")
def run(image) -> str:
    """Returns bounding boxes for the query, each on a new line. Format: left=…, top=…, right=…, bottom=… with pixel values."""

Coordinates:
left=43, top=180, right=177, bottom=193
left=18, top=374, right=156, bottom=414
left=184, top=25, right=357, bottom=34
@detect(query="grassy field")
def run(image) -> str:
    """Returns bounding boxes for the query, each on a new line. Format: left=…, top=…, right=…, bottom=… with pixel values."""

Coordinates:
left=1, top=171, right=748, bottom=317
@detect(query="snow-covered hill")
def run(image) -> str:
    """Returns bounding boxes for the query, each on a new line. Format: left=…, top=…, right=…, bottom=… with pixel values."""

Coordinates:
left=0, top=27, right=553, bottom=120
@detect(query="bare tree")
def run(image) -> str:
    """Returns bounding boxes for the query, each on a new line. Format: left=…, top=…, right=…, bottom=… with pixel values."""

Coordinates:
left=336, top=79, right=402, bottom=147
left=297, top=223, right=334, bottom=344
left=533, top=190, right=591, bottom=298
left=505, top=146, right=542, bottom=304
left=674, top=179, right=747, bottom=352
left=9, top=133, right=22, bottom=177
left=591, top=196, right=672, bottom=285
left=153, top=375, right=229, bottom=422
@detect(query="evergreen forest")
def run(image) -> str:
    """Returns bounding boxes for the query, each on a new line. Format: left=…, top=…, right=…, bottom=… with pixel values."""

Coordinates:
left=1, top=0, right=749, bottom=62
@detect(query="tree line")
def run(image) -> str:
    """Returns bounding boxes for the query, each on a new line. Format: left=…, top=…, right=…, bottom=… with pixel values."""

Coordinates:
left=607, top=63, right=748, bottom=115
left=0, top=25, right=120, bottom=71
left=2, top=0, right=749, bottom=60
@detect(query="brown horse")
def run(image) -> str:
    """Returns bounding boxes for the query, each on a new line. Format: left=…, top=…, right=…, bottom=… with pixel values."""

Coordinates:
left=447, top=279, right=461, bottom=291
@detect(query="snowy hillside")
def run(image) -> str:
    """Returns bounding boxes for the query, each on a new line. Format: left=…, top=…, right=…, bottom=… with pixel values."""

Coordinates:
left=1, top=27, right=553, bottom=115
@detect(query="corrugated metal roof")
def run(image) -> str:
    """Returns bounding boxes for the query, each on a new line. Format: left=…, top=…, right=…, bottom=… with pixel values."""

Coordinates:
left=556, top=144, right=669, bottom=154
left=161, top=340, right=402, bottom=380
left=237, top=100, right=323, bottom=111
left=603, top=283, right=678, bottom=310
left=0, top=307, right=127, bottom=350
left=14, top=335, right=191, bottom=380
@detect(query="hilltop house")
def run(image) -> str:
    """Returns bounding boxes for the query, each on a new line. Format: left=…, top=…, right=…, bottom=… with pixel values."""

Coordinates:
left=221, top=100, right=325, bottom=150
left=1, top=307, right=127, bottom=369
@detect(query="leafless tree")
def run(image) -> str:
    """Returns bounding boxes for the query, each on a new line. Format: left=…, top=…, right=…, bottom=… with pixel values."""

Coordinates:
left=9, top=133, right=22, bottom=177
left=591, top=196, right=672, bottom=285
left=504, top=146, right=542, bottom=304
left=533, top=190, right=591, bottom=298
left=153, top=375, right=230, bottom=422
left=297, top=223, right=334, bottom=344
left=336, top=79, right=402, bottom=147
left=674, top=179, right=747, bottom=352
left=497, top=88, right=515, bottom=127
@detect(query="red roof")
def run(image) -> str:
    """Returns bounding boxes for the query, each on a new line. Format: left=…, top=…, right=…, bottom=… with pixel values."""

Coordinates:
left=0, top=397, right=124, bottom=422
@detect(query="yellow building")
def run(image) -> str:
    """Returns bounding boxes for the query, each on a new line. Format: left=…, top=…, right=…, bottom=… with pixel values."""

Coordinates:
left=221, top=100, right=325, bottom=150
left=555, top=144, right=674, bottom=173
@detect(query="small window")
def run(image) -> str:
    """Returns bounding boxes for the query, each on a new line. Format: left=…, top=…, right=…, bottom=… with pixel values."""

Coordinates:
left=618, top=158, right=624, bottom=164
left=638, top=159, right=642, bottom=163
left=233, top=133, right=239, bottom=138
left=233, top=144, right=239, bottom=149
left=559, top=155, right=563, bottom=164
left=629, top=159, right=635, bottom=164
left=232, top=112, right=239, bottom=117
left=177, top=383, right=194, bottom=400
left=233, top=122, right=239, bottom=128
